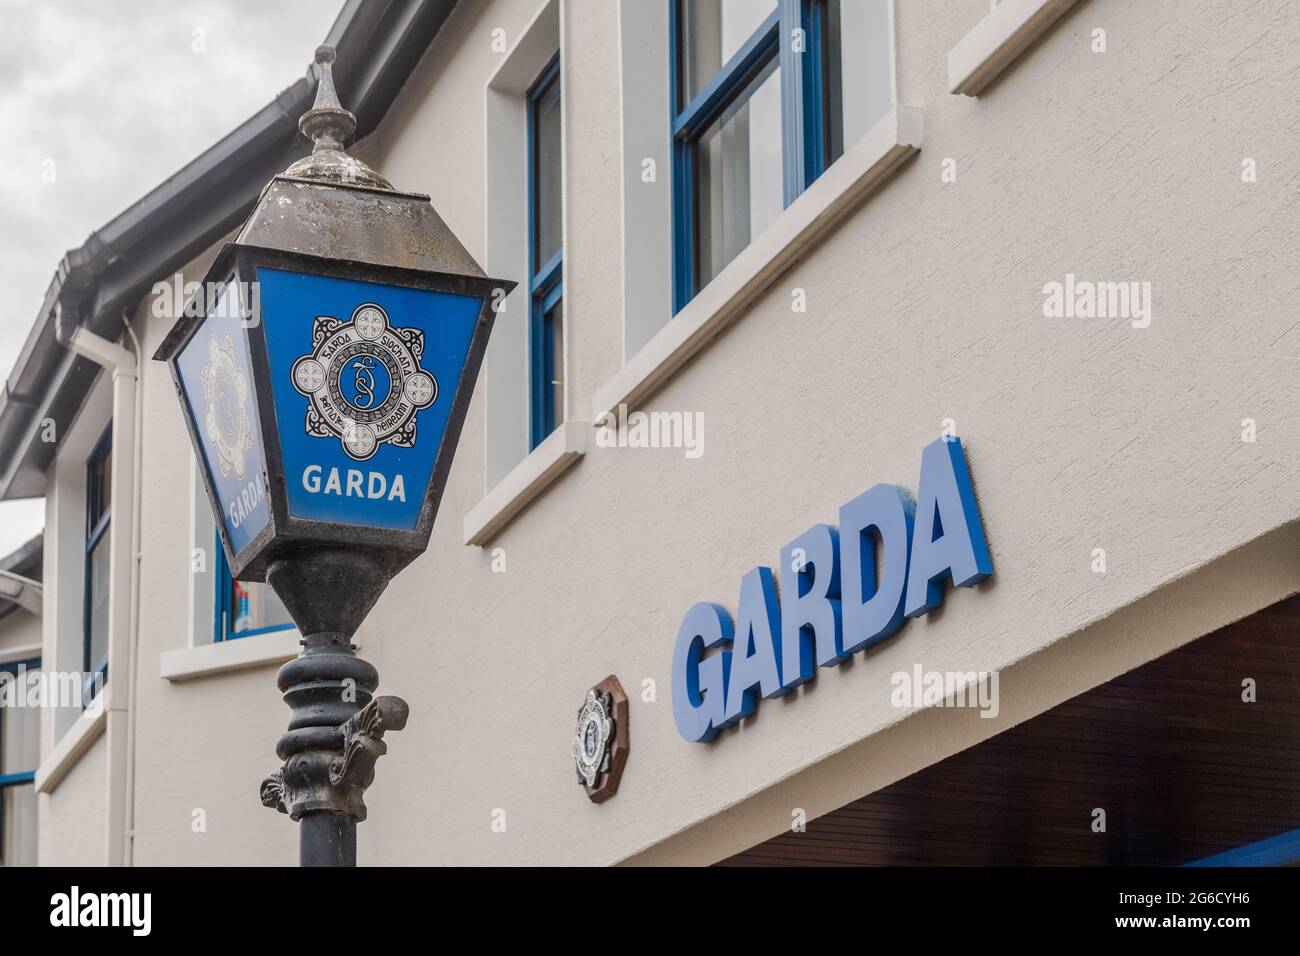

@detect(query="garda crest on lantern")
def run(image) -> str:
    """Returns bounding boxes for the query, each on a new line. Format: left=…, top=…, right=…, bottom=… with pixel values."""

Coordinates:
left=155, top=46, right=516, bottom=582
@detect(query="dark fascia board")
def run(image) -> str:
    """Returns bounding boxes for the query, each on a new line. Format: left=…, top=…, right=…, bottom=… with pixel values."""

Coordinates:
left=0, top=0, right=461, bottom=502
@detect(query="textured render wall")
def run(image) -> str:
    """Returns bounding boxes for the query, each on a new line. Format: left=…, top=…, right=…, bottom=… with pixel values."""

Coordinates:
left=53, top=0, right=1299, bottom=866
left=0, top=610, right=41, bottom=659
left=354, top=0, right=1300, bottom=865
left=39, top=734, right=106, bottom=866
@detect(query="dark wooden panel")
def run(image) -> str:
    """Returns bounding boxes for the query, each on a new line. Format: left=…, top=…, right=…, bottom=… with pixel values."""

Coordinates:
left=723, top=592, right=1300, bottom=866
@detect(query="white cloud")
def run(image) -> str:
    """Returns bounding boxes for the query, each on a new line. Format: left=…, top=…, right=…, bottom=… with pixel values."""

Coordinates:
left=0, top=497, right=42, bottom=557
left=0, top=0, right=346, bottom=554
left=0, top=0, right=346, bottom=377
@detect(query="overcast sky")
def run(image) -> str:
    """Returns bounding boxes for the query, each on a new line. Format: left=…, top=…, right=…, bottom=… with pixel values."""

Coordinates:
left=0, top=0, right=345, bottom=556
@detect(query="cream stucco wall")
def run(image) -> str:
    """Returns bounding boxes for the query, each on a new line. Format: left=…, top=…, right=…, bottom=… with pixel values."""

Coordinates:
left=0, top=609, right=41, bottom=661
left=39, top=734, right=106, bottom=867
left=28, top=0, right=1300, bottom=865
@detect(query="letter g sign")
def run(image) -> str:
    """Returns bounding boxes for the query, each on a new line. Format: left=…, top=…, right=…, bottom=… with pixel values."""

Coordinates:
left=671, top=602, right=734, bottom=742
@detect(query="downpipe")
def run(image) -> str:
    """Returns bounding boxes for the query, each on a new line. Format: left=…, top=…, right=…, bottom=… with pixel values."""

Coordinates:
left=57, top=312, right=141, bottom=867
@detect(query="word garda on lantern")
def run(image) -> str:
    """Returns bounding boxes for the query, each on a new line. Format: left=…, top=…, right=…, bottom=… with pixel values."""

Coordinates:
left=671, top=436, right=993, bottom=743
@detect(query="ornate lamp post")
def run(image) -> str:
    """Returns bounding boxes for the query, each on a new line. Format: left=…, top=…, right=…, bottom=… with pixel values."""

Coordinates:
left=154, top=47, right=514, bottom=866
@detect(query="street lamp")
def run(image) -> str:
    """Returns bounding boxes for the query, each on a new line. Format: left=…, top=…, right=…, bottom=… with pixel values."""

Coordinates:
left=154, top=47, right=514, bottom=866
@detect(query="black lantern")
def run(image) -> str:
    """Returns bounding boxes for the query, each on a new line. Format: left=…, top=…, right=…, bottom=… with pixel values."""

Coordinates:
left=154, top=47, right=514, bottom=865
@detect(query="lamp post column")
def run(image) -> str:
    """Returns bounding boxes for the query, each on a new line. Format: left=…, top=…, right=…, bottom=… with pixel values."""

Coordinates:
left=258, top=547, right=408, bottom=867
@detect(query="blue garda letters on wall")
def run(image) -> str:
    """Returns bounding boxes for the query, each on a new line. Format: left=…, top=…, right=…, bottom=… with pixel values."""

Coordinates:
left=671, top=436, right=993, bottom=743
left=259, top=267, right=481, bottom=530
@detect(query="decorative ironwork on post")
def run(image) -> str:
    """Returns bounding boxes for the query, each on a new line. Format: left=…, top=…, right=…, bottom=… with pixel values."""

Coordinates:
left=257, top=547, right=410, bottom=866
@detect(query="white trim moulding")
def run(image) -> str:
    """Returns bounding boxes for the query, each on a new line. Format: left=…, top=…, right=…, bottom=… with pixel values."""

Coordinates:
left=35, top=705, right=106, bottom=795
left=0, top=643, right=41, bottom=665
left=591, top=105, right=922, bottom=422
left=160, top=628, right=303, bottom=683
left=463, top=420, right=586, bottom=546
left=948, top=0, right=1082, bottom=96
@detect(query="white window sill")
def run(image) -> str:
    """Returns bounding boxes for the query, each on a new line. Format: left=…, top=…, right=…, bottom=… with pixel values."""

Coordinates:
left=35, top=702, right=107, bottom=795
left=464, top=421, right=586, bottom=546
left=948, top=0, right=1082, bottom=96
left=160, top=628, right=303, bottom=682
left=590, top=105, right=922, bottom=422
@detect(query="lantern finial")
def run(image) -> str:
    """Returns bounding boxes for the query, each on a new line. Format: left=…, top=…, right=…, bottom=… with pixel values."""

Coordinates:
left=300, top=46, right=354, bottom=151
left=284, top=45, right=393, bottom=190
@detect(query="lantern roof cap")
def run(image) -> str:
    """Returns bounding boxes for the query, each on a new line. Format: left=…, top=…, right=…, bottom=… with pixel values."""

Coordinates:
left=235, top=176, right=488, bottom=279
left=283, top=46, right=393, bottom=191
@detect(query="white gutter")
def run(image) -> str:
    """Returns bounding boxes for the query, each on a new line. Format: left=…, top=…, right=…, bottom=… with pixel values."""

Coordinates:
left=60, top=314, right=141, bottom=868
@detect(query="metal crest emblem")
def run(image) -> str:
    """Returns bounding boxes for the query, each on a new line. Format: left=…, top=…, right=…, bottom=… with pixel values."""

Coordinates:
left=200, top=333, right=254, bottom=480
left=571, top=677, right=629, bottom=802
left=573, top=690, right=614, bottom=789
left=291, top=303, right=439, bottom=461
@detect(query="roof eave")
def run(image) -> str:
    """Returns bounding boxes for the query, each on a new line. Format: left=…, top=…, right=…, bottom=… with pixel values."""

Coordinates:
left=0, top=0, right=462, bottom=501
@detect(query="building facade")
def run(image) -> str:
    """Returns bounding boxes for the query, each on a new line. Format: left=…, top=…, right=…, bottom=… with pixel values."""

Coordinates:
left=2, top=0, right=1299, bottom=866
left=0, top=537, right=41, bottom=866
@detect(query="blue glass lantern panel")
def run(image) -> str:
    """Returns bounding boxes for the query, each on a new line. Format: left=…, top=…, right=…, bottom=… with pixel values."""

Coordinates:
left=176, top=283, right=272, bottom=556
left=257, top=267, right=481, bottom=531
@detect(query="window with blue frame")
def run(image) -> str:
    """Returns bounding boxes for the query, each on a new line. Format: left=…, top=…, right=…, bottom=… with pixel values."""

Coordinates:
left=213, top=534, right=293, bottom=642
left=527, top=53, right=564, bottom=450
left=83, top=426, right=111, bottom=706
left=0, top=657, right=40, bottom=866
left=671, top=0, right=893, bottom=311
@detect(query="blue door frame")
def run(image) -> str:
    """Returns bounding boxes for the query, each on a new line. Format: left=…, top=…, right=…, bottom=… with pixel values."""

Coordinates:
left=1185, top=827, right=1300, bottom=867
